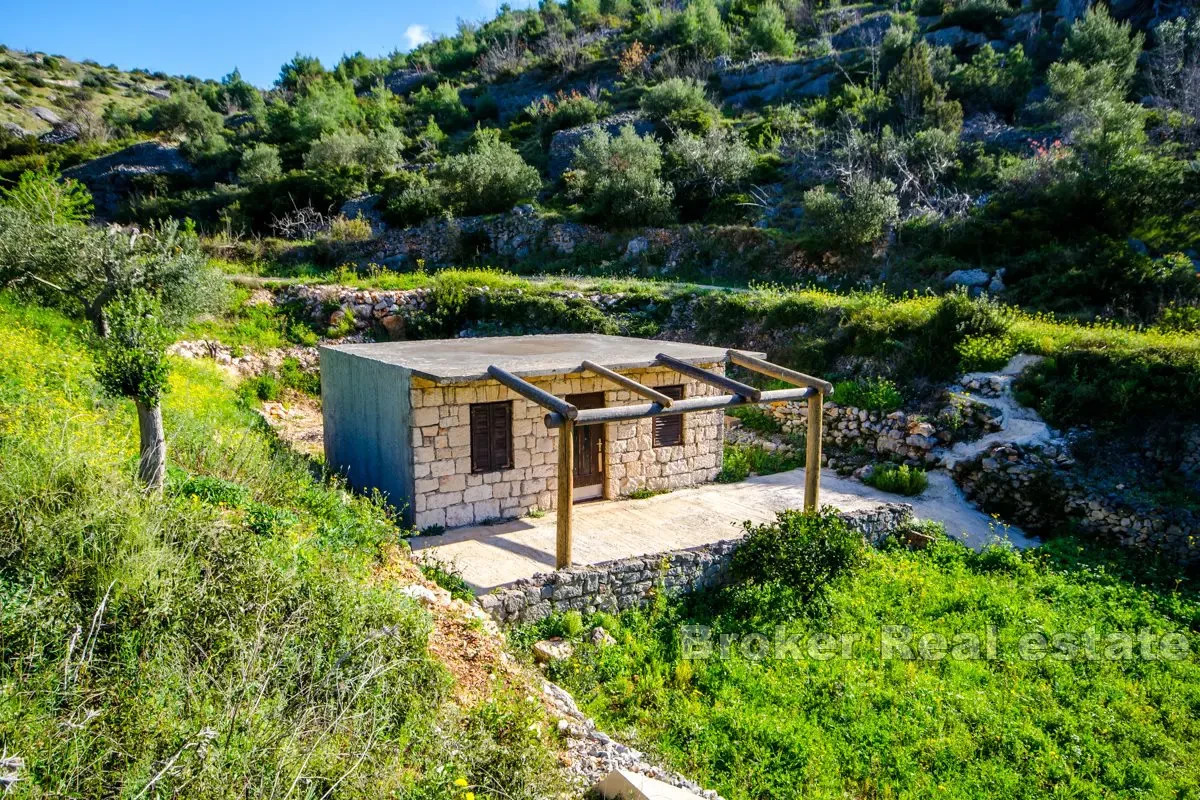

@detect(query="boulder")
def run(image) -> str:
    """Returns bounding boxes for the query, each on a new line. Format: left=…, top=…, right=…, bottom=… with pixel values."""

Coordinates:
left=38, top=122, right=81, bottom=145
left=532, top=637, right=575, bottom=663
left=944, top=269, right=990, bottom=288
left=624, top=236, right=650, bottom=259
left=1004, top=11, right=1042, bottom=40
left=0, top=121, right=31, bottom=139
left=719, top=55, right=845, bottom=107
left=28, top=106, right=62, bottom=125
left=62, top=141, right=195, bottom=218
left=924, top=26, right=989, bottom=49
left=548, top=111, right=654, bottom=180
left=832, top=14, right=894, bottom=50
left=1054, top=0, right=1088, bottom=24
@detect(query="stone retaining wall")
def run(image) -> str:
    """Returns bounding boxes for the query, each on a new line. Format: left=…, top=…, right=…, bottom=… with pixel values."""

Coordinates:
left=768, top=395, right=1000, bottom=467
left=953, top=443, right=1199, bottom=564
left=477, top=503, right=914, bottom=625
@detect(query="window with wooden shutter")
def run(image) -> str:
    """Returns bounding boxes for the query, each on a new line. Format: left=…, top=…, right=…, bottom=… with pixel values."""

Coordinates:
left=470, top=401, right=512, bottom=472
left=653, top=384, right=685, bottom=447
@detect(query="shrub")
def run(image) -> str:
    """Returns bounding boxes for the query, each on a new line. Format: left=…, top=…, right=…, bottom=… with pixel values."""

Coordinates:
left=236, top=143, right=282, bottom=186
left=327, top=213, right=373, bottom=241
left=666, top=125, right=754, bottom=212
left=380, top=170, right=445, bottom=226
left=1, top=167, right=93, bottom=224
left=802, top=175, right=900, bottom=251
left=410, top=82, right=472, bottom=130
left=950, top=43, right=1033, bottom=117
left=726, top=405, right=783, bottom=435
left=747, top=1, right=795, bottom=57
left=676, top=0, right=731, bottom=57
left=437, top=128, right=541, bottom=216
left=1061, top=3, right=1144, bottom=87
left=863, top=462, right=929, bottom=496
left=640, top=77, right=720, bottom=133
left=716, top=443, right=804, bottom=482
left=956, top=333, right=1017, bottom=371
left=730, top=508, right=866, bottom=611
left=565, top=124, right=675, bottom=226
left=832, top=377, right=903, bottom=411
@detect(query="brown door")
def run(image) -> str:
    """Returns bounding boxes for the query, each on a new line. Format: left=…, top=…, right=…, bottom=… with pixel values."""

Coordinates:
left=567, top=392, right=604, bottom=497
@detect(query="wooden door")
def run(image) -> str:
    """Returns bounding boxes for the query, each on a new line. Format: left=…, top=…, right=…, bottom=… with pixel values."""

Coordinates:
left=567, top=392, right=604, bottom=499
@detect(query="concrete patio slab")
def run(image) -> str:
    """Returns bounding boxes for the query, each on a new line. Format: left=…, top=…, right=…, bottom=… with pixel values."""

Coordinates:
left=409, top=466, right=1037, bottom=593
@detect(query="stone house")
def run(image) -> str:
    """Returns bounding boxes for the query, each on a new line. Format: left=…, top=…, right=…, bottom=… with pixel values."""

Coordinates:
left=320, top=334, right=743, bottom=531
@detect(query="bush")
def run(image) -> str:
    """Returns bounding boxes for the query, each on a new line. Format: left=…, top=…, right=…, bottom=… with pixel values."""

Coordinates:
left=863, top=462, right=929, bottom=496
left=676, top=0, right=731, bottom=57
left=1, top=167, right=93, bottom=224
left=716, top=443, right=804, bottom=482
left=566, top=124, right=674, bottom=226
left=1061, top=4, right=1144, bottom=87
left=437, top=128, right=541, bottom=216
left=640, top=77, right=720, bottom=134
left=832, top=377, right=903, bottom=411
left=327, top=213, right=373, bottom=241
left=730, top=508, right=865, bottom=612
left=380, top=170, right=444, bottom=226
left=950, top=44, right=1033, bottom=117
left=666, top=125, right=754, bottom=213
left=236, top=143, right=282, bottom=186
left=410, top=82, right=472, bottom=130
left=747, top=1, right=795, bottom=57
left=802, top=175, right=900, bottom=251
left=303, top=128, right=403, bottom=178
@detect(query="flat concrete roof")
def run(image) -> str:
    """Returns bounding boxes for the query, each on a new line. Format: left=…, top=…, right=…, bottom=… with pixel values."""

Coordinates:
left=322, top=334, right=758, bottom=383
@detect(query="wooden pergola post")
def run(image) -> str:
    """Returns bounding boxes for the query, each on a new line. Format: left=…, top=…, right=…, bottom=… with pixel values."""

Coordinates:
left=804, top=391, right=823, bottom=511
left=556, top=420, right=574, bottom=568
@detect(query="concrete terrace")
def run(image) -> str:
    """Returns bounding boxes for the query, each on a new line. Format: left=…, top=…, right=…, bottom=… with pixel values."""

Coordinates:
left=409, top=465, right=1038, bottom=593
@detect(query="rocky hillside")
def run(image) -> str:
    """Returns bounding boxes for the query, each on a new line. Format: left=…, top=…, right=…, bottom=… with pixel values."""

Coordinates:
left=0, top=47, right=172, bottom=140
left=4, top=0, right=1197, bottom=325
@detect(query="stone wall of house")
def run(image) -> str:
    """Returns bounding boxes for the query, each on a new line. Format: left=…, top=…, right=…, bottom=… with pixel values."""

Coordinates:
left=953, top=442, right=1200, bottom=564
left=409, top=364, right=726, bottom=530
left=476, top=503, right=914, bottom=625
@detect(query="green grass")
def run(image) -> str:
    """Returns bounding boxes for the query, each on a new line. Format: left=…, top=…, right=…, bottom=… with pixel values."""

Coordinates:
left=527, top=536, right=1200, bottom=799
left=716, top=442, right=805, bottom=483
left=0, top=294, right=564, bottom=798
left=863, top=462, right=930, bottom=496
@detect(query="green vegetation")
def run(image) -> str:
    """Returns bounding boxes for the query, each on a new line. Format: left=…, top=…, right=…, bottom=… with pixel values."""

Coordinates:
left=863, top=461, right=929, bottom=495
left=717, top=442, right=804, bottom=482
left=831, top=376, right=904, bottom=411
left=0, top=296, right=565, bottom=797
left=525, top=522, right=1200, bottom=798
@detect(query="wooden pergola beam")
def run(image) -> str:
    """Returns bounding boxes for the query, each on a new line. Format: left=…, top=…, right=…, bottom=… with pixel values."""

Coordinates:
left=487, top=365, right=578, bottom=419
left=580, top=359, right=674, bottom=406
left=655, top=353, right=762, bottom=401
left=725, top=350, right=829, bottom=512
left=727, top=350, right=835, bottom=395
left=543, top=387, right=815, bottom=428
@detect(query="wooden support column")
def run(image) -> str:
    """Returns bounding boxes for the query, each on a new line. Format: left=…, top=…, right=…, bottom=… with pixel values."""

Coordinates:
left=556, top=420, right=574, bottom=569
left=804, top=391, right=823, bottom=511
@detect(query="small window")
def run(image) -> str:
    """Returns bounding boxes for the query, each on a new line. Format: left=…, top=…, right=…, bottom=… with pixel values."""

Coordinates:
left=470, top=401, right=512, bottom=472
left=653, top=385, right=685, bottom=447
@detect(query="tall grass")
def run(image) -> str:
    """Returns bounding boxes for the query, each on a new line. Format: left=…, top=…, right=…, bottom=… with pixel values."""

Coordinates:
left=0, top=295, right=563, bottom=798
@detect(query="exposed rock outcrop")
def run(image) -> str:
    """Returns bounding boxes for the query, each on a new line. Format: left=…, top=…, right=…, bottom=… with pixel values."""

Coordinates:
left=548, top=111, right=654, bottom=180
left=62, top=141, right=194, bottom=218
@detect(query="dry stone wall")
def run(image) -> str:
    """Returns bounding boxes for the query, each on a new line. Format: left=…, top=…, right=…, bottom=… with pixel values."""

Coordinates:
left=953, top=442, right=1200, bottom=564
left=735, top=395, right=1001, bottom=468
left=409, top=365, right=726, bottom=531
left=477, top=503, right=914, bottom=625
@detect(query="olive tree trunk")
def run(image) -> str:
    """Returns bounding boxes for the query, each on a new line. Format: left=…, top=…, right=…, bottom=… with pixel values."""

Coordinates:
left=135, top=400, right=166, bottom=493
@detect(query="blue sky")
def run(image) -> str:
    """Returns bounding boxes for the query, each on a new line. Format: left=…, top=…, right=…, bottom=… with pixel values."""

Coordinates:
left=4, top=0, right=534, bottom=87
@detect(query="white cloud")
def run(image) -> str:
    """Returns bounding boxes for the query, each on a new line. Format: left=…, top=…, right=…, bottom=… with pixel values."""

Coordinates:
left=404, top=24, right=432, bottom=49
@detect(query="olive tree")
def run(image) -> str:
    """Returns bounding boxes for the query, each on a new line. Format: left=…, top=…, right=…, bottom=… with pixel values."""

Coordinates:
left=0, top=172, right=219, bottom=490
